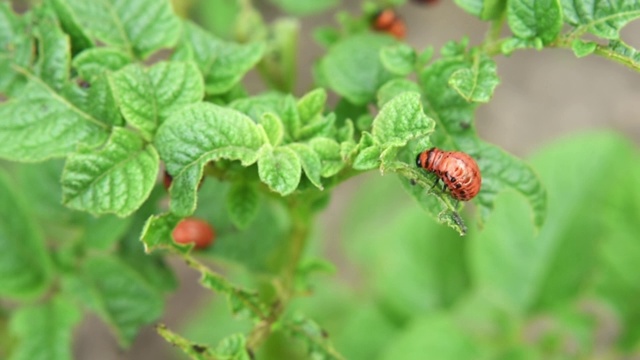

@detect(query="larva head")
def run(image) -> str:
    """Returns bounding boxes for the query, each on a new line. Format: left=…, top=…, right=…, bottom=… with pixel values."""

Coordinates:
left=415, top=152, right=422, bottom=168
left=415, top=148, right=435, bottom=169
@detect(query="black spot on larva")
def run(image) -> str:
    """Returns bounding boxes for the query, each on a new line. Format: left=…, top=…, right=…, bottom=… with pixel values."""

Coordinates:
left=455, top=183, right=462, bottom=189
left=449, top=176, right=456, bottom=182
left=410, top=178, right=417, bottom=186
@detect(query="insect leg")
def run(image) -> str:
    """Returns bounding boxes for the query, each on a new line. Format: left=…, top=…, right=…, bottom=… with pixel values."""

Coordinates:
left=428, top=178, right=440, bottom=192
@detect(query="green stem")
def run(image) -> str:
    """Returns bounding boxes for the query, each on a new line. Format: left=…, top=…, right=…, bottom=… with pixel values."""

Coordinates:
left=551, top=36, right=640, bottom=73
left=485, top=14, right=506, bottom=44
left=246, top=197, right=312, bottom=351
left=592, top=45, right=640, bottom=72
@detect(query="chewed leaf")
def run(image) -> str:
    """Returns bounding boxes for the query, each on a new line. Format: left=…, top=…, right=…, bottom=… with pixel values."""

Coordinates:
left=62, top=127, right=159, bottom=217
left=154, top=103, right=265, bottom=216
left=448, top=53, right=499, bottom=103
left=473, top=143, right=546, bottom=228
left=141, top=213, right=184, bottom=253
left=421, top=56, right=547, bottom=229
left=393, top=162, right=467, bottom=235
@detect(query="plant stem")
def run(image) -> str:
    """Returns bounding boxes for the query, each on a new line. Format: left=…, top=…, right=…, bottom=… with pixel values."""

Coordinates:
left=246, top=197, right=312, bottom=351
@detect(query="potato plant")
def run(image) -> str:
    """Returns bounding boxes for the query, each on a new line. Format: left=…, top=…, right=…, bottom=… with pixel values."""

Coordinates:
left=0, top=0, right=639, bottom=359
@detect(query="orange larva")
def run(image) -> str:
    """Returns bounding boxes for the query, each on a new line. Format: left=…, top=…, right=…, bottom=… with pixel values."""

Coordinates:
left=416, top=148, right=481, bottom=201
left=372, top=9, right=406, bottom=39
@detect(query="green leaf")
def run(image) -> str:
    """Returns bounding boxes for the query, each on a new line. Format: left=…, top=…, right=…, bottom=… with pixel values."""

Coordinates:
left=571, top=39, right=598, bottom=57
left=258, top=145, right=302, bottom=195
left=16, top=160, right=131, bottom=249
left=348, top=175, right=469, bottom=317
left=420, top=57, right=546, bottom=228
left=213, top=333, right=252, bottom=359
left=267, top=0, right=338, bottom=15
left=352, top=145, right=382, bottom=170
left=193, top=179, right=292, bottom=274
left=372, top=92, right=435, bottom=147
left=58, top=0, right=181, bottom=58
left=140, top=213, right=183, bottom=253
left=0, top=3, right=32, bottom=95
left=154, top=103, right=265, bottom=216
left=33, top=6, right=70, bottom=91
left=118, top=188, right=177, bottom=293
left=500, top=37, right=544, bottom=54
left=259, top=113, right=285, bottom=146
left=593, top=147, right=640, bottom=347
left=448, top=53, right=499, bottom=103
left=61, top=127, right=159, bottom=217
left=473, top=143, right=547, bottom=228
left=156, top=324, right=216, bottom=360
left=283, top=315, right=345, bottom=360
left=226, top=182, right=260, bottom=229
left=191, top=0, right=240, bottom=40
left=453, top=0, right=482, bottom=17
left=470, top=132, right=633, bottom=313
left=72, top=48, right=132, bottom=81
left=174, top=21, right=265, bottom=95
left=9, top=297, right=81, bottom=360
left=50, top=0, right=93, bottom=54
left=79, top=213, right=133, bottom=250
left=417, top=47, right=435, bottom=69
left=0, top=170, right=52, bottom=299
left=0, top=77, right=111, bottom=162
left=604, top=39, right=640, bottom=69
left=309, top=137, right=344, bottom=177
left=380, top=315, right=478, bottom=360
left=377, top=79, right=422, bottom=108
left=562, top=0, right=640, bottom=39
left=189, top=258, right=267, bottom=319
left=63, top=256, right=165, bottom=347
left=319, top=33, right=398, bottom=105
left=297, top=88, right=327, bottom=125
left=288, top=143, right=324, bottom=189
left=507, top=0, right=563, bottom=44
left=396, top=162, right=468, bottom=236
left=74, top=74, right=123, bottom=127
left=110, top=61, right=204, bottom=138
left=380, top=44, right=417, bottom=76
left=230, top=92, right=286, bottom=120
left=297, top=113, right=337, bottom=141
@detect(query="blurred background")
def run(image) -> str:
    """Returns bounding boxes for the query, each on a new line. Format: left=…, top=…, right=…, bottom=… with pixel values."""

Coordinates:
left=9, top=0, right=639, bottom=358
